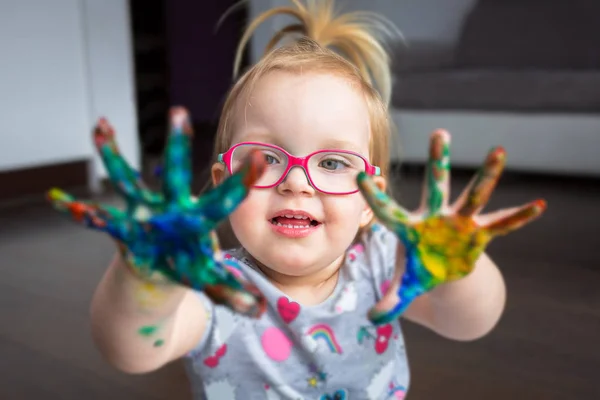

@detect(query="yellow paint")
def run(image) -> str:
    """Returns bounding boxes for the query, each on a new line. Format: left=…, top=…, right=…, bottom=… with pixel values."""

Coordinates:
left=134, top=281, right=168, bottom=309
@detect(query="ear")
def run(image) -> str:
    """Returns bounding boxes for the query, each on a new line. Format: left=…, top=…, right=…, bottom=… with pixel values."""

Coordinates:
left=360, top=175, right=387, bottom=228
left=211, top=163, right=226, bottom=186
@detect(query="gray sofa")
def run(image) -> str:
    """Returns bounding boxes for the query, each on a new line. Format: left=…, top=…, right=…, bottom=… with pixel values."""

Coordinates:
left=389, top=0, right=600, bottom=176
left=392, top=0, right=600, bottom=113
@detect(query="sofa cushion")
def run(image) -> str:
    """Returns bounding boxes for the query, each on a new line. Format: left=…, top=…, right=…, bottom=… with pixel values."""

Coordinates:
left=391, top=70, right=600, bottom=112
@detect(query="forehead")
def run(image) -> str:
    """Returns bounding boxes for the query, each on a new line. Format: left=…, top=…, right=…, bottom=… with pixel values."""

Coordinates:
left=231, top=70, right=370, bottom=153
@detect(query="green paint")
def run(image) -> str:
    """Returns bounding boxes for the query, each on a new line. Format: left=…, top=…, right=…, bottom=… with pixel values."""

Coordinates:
left=138, top=325, right=158, bottom=337
left=154, top=339, right=165, bottom=347
left=427, top=141, right=450, bottom=215
left=427, top=173, right=443, bottom=215
left=46, top=107, right=272, bottom=320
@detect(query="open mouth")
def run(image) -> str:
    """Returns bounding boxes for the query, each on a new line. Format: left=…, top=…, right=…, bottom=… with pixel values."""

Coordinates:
left=269, top=211, right=321, bottom=229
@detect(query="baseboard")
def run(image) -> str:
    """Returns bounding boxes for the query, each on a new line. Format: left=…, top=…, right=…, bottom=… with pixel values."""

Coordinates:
left=0, top=160, right=89, bottom=205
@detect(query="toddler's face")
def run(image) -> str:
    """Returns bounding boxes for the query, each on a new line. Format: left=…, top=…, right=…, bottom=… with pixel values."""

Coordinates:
left=213, top=70, right=380, bottom=277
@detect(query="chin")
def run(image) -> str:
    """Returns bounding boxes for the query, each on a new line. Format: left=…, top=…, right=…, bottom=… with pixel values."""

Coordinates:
left=258, top=244, right=320, bottom=274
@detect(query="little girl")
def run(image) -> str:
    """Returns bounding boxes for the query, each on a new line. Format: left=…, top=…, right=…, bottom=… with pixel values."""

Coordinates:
left=48, top=1, right=546, bottom=399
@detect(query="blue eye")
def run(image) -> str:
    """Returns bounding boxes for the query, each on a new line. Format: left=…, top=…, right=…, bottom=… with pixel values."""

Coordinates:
left=319, top=158, right=349, bottom=171
left=261, top=151, right=281, bottom=165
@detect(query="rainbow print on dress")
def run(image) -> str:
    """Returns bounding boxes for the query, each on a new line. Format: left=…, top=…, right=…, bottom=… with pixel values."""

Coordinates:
left=306, top=324, right=343, bottom=354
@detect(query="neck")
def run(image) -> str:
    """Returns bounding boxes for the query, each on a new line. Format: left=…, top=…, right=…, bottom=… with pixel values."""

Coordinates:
left=248, top=253, right=345, bottom=306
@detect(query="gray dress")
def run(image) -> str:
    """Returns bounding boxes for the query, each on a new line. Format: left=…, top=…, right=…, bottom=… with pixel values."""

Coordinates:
left=184, top=224, right=410, bottom=400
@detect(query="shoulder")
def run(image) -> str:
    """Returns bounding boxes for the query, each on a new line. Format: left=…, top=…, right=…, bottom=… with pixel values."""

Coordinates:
left=357, top=222, right=400, bottom=268
left=350, top=223, right=401, bottom=300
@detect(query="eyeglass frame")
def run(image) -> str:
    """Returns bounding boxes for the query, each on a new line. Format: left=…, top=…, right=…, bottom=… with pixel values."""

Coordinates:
left=217, top=141, right=381, bottom=195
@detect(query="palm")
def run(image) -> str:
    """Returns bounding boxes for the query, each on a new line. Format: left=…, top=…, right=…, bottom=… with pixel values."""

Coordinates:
left=358, top=130, right=546, bottom=325
left=410, top=215, right=486, bottom=282
left=47, top=107, right=267, bottom=318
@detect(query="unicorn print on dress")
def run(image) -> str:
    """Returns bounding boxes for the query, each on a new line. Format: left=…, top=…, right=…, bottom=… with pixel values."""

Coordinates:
left=366, top=360, right=407, bottom=399
left=204, top=378, right=236, bottom=400
left=213, top=304, right=239, bottom=344
left=333, top=282, right=357, bottom=314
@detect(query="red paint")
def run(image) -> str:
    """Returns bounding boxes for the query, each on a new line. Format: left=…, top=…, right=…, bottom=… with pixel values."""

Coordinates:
left=203, top=343, right=227, bottom=368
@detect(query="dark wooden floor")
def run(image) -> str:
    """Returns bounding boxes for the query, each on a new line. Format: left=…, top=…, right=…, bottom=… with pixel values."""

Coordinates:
left=1, top=162, right=599, bottom=399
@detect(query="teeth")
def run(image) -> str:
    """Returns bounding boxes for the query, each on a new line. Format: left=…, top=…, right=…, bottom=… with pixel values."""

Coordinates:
left=274, top=222, right=308, bottom=229
left=282, top=214, right=309, bottom=220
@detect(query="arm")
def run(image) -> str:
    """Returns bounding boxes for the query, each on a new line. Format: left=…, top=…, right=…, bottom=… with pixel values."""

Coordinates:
left=402, top=251, right=506, bottom=341
left=89, top=254, right=208, bottom=373
left=358, top=129, right=545, bottom=333
left=47, top=107, right=267, bottom=374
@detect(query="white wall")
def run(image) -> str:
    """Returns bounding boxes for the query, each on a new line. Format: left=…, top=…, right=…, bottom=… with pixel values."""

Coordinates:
left=0, top=0, right=139, bottom=184
left=0, top=0, right=92, bottom=171
left=82, top=0, right=140, bottom=182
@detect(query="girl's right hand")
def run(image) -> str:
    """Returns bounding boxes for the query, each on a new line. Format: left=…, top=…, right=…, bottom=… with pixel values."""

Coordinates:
left=47, top=107, right=267, bottom=318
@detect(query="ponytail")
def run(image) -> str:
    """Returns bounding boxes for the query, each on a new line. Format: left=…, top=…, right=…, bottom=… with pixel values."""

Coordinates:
left=232, top=0, right=401, bottom=105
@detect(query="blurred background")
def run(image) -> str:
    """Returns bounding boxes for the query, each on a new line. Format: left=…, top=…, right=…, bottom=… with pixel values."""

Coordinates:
left=0, top=0, right=599, bottom=399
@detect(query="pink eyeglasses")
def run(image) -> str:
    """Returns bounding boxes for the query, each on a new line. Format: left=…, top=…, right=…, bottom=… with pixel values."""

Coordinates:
left=218, top=142, right=381, bottom=195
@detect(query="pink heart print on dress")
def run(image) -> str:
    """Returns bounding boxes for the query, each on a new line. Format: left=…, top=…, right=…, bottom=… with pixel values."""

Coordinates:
left=277, top=297, right=301, bottom=323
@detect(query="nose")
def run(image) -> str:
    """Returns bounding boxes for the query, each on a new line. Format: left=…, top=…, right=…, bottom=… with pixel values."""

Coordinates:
left=276, top=166, right=315, bottom=196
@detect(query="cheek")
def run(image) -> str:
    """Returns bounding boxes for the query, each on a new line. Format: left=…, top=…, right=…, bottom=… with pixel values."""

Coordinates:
left=228, top=190, right=267, bottom=237
left=323, top=195, right=366, bottom=228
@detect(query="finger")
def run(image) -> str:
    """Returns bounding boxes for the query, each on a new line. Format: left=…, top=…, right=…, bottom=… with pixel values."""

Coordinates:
left=369, top=243, right=405, bottom=324
left=455, top=146, right=506, bottom=217
left=46, top=188, right=128, bottom=241
left=94, top=119, right=162, bottom=206
left=482, top=199, right=547, bottom=237
left=173, top=234, right=267, bottom=318
left=357, top=172, right=411, bottom=235
left=193, top=149, right=266, bottom=227
left=203, top=263, right=268, bottom=318
left=162, top=107, right=193, bottom=205
left=423, top=130, right=451, bottom=216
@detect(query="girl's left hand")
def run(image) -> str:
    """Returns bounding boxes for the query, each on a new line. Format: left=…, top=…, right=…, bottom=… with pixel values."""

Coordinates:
left=357, top=129, right=547, bottom=325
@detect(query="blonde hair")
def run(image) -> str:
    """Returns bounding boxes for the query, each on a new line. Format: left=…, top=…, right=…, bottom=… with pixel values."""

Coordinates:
left=212, top=0, right=400, bottom=179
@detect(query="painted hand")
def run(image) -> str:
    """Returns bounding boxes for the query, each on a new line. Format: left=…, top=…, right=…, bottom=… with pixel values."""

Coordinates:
left=47, top=107, right=268, bottom=318
left=358, top=129, right=547, bottom=325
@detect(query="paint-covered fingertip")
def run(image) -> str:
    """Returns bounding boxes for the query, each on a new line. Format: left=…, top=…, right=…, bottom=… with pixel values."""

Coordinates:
left=431, top=128, right=451, bottom=142
left=93, top=119, right=115, bottom=148
left=531, top=199, right=547, bottom=214
left=95, top=117, right=111, bottom=129
left=241, top=149, right=267, bottom=187
left=356, top=171, right=369, bottom=184
left=169, top=106, right=193, bottom=136
left=357, top=171, right=381, bottom=190
left=356, top=173, right=377, bottom=197
left=367, top=308, right=396, bottom=326
left=488, top=146, right=507, bottom=163
left=46, top=187, right=71, bottom=202
left=491, top=145, right=506, bottom=155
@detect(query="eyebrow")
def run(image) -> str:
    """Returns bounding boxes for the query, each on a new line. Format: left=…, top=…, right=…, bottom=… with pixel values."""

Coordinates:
left=319, top=139, right=364, bottom=153
left=236, top=132, right=277, bottom=143
left=235, top=134, right=366, bottom=154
